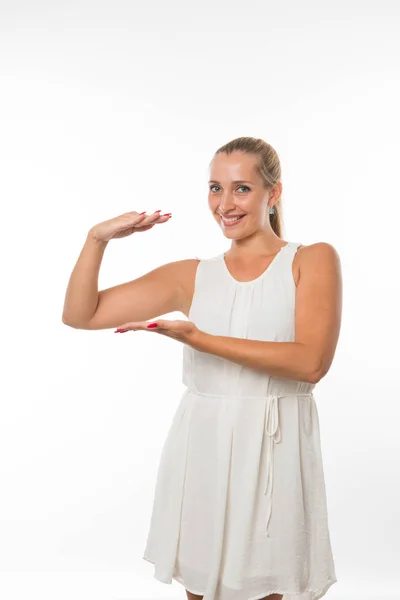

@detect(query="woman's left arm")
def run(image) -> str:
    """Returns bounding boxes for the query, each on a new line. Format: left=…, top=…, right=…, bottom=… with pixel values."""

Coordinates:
left=190, top=243, right=343, bottom=383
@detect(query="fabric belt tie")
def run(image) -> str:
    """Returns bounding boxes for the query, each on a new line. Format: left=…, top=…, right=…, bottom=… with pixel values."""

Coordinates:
left=184, top=385, right=313, bottom=539
left=264, top=392, right=314, bottom=537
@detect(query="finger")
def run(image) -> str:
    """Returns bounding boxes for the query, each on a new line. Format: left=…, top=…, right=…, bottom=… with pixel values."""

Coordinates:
left=143, top=211, right=172, bottom=221
left=126, top=210, right=161, bottom=224
left=134, top=212, right=167, bottom=228
left=147, top=320, right=168, bottom=329
left=134, top=214, right=172, bottom=230
left=114, top=321, right=137, bottom=331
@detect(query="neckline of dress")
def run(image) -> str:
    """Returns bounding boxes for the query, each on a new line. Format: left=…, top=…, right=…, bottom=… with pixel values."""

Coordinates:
left=219, top=242, right=291, bottom=285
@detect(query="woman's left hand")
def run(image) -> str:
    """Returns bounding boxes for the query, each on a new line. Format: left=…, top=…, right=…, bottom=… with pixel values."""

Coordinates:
left=114, top=319, right=200, bottom=345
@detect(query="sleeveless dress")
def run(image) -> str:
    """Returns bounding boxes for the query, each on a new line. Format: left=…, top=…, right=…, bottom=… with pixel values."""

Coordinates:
left=142, top=241, right=337, bottom=600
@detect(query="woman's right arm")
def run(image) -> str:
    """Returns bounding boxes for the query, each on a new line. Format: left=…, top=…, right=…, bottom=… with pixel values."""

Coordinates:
left=61, top=210, right=184, bottom=330
left=61, top=231, right=110, bottom=328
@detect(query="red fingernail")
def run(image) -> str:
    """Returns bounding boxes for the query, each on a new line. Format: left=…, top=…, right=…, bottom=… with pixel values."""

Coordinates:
left=154, top=210, right=162, bottom=213
left=147, top=323, right=158, bottom=328
left=139, top=211, right=146, bottom=215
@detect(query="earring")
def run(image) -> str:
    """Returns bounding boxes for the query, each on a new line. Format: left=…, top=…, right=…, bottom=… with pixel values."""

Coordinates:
left=269, top=206, right=275, bottom=215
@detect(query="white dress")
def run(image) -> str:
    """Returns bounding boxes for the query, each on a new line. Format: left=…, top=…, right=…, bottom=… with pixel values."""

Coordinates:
left=143, top=241, right=337, bottom=600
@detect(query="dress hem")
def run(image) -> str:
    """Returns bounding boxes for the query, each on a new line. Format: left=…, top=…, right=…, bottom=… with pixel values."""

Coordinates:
left=142, top=554, right=337, bottom=600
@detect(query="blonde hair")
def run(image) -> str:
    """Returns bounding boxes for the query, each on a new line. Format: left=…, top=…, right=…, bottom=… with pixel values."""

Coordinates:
left=210, top=136, right=284, bottom=238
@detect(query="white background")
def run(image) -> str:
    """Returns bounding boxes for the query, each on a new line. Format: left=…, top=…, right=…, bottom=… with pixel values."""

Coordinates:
left=1, top=1, right=399, bottom=599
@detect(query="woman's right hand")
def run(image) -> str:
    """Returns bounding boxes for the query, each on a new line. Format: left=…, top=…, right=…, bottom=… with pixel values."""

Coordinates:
left=89, top=210, right=171, bottom=242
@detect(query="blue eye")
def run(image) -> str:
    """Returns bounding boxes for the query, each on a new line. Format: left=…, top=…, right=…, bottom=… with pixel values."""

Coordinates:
left=209, top=185, right=250, bottom=193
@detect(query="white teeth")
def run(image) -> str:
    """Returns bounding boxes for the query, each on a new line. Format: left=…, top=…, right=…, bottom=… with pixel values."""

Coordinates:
left=222, top=215, right=243, bottom=222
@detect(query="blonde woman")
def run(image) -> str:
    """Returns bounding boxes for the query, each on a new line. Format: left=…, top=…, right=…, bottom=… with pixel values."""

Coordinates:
left=62, top=137, right=342, bottom=600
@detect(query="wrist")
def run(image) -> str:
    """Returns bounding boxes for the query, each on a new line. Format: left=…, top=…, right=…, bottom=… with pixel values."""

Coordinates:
left=188, top=328, right=208, bottom=351
left=87, top=229, right=109, bottom=247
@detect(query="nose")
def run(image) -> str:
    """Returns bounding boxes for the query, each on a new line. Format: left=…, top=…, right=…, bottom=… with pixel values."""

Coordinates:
left=218, top=193, right=236, bottom=214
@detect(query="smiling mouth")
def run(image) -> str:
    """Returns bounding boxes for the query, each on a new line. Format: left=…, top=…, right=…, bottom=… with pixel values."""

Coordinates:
left=220, top=214, right=246, bottom=225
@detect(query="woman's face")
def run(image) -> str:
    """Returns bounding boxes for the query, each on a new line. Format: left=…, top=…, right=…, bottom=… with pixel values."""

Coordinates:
left=208, top=151, right=280, bottom=238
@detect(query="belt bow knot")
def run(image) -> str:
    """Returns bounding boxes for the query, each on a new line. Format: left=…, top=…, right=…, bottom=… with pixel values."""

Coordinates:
left=263, top=392, right=313, bottom=537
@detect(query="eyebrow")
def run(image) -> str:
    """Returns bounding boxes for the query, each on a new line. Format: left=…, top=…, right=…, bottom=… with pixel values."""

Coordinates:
left=208, top=180, right=254, bottom=185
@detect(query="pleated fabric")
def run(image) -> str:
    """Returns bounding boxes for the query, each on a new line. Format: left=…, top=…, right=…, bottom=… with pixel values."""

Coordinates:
left=143, top=242, right=337, bottom=600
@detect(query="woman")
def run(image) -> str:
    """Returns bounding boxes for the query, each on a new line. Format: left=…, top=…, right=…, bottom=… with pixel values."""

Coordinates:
left=62, top=136, right=342, bottom=600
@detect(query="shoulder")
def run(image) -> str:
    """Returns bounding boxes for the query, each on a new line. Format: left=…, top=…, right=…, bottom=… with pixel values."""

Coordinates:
left=175, top=257, right=201, bottom=279
left=297, top=241, right=340, bottom=261
left=293, top=242, right=341, bottom=286
left=162, top=258, right=200, bottom=288
left=168, top=258, right=202, bottom=316
left=297, top=241, right=341, bottom=266
left=173, top=254, right=222, bottom=280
